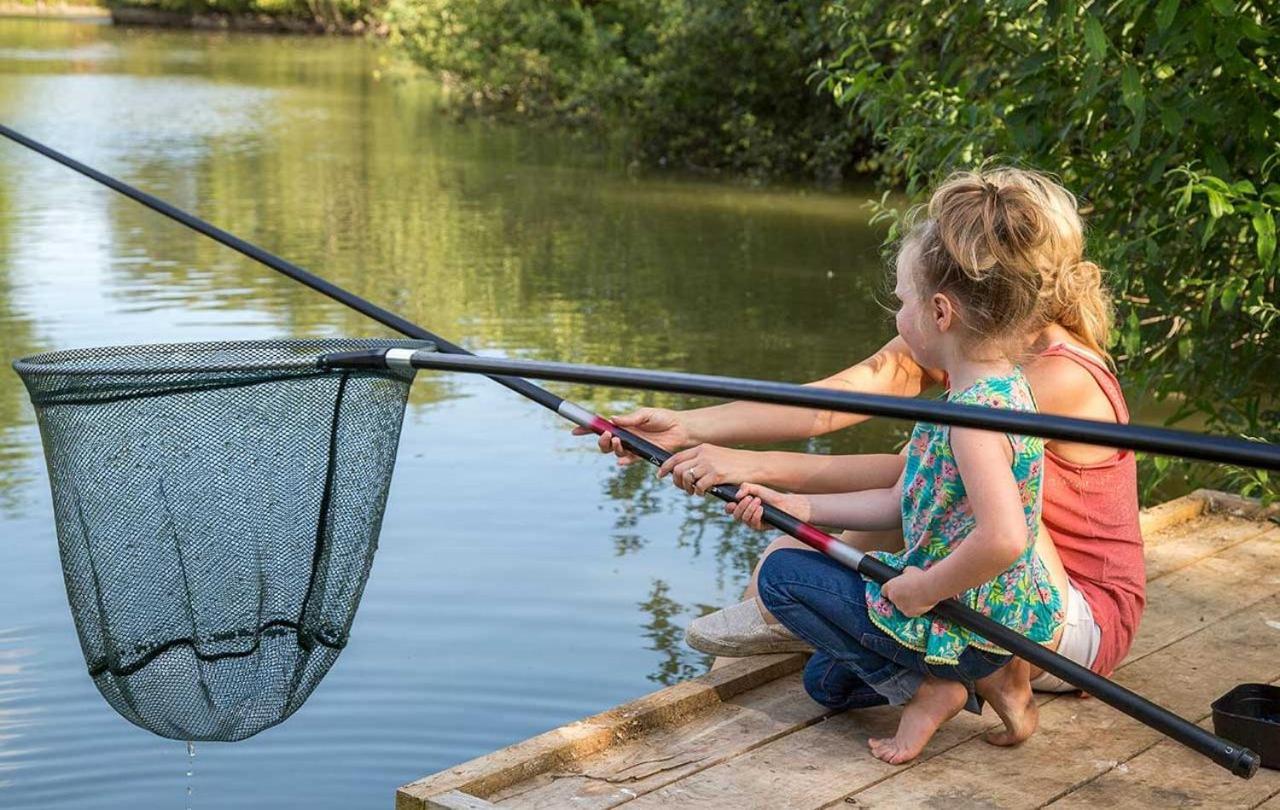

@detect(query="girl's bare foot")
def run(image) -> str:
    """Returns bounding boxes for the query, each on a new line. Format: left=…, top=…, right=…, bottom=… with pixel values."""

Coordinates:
left=975, top=657, right=1038, bottom=746
left=868, top=676, right=967, bottom=765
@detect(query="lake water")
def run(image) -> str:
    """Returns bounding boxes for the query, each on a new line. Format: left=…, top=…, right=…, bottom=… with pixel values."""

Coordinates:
left=0, top=17, right=900, bottom=808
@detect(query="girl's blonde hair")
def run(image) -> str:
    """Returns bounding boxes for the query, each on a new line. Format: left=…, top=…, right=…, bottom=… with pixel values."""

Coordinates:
left=902, top=168, right=1114, bottom=360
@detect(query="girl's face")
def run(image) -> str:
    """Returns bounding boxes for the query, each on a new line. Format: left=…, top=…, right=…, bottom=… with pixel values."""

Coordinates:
left=893, top=243, right=953, bottom=368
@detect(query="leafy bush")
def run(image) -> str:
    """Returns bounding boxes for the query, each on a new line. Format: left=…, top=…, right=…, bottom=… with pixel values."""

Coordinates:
left=822, top=0, right=1278, bottom=498
left=384, top=0, right=661, bottom=121
left=383, top=0, right=867, bottom=181
left=633, top=1, right=863, bottom=180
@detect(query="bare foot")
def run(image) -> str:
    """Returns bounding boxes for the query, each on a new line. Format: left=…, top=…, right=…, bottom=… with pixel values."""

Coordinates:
left=868, top=676, right=967, bottom=765
left=975, top=657, right=1038, bottom=747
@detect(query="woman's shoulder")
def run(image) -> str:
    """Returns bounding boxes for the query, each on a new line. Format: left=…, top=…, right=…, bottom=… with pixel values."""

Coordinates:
left=1025, top=350, right=1098, bottom=390
left=1025, top=349, right=1118, bottom=423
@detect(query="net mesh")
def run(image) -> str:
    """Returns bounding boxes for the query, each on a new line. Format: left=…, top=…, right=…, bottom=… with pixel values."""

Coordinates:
left=13, top=339, right=424, bottom=741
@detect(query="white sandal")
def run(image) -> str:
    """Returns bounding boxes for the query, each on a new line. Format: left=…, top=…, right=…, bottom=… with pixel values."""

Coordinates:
left=684, top=599, right=813, bottom=656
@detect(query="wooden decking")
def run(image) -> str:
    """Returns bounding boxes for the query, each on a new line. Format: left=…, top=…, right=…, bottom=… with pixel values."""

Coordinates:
left=398, top=491, right=1280, bottom=809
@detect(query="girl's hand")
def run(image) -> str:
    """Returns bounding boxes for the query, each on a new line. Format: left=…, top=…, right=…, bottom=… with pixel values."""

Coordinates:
left=656, top=444, right=755, bottom=495
left=880, top=566, right=937, bottom=617
left=571, top=407, right=691, bottom=465
left=725, top=483, right=811, bottom=530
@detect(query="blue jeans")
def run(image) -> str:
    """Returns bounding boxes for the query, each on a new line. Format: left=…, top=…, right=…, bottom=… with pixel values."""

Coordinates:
left=758, top=548, right=1010, bottom=714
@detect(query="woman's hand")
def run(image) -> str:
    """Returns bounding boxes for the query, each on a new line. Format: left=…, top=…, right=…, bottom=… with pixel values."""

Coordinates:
left=656, top=444, right=757, bottom=495
left=879, top=566, right=937, bottom=618
left=725, top=483, right=811, bottom=530
left=570, top=407, right=691, bottom=465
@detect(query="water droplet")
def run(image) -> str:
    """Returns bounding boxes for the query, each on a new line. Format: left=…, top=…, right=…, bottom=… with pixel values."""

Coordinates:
left=185, top=741, right=196, bottom=809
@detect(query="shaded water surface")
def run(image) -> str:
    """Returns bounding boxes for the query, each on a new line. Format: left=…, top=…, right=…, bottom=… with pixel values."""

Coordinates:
left=0, top=17, right=896, bottom=808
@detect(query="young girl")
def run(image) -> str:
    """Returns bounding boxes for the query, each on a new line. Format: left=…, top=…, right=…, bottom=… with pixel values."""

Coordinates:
left=725, top=174, right=1064, bottom=764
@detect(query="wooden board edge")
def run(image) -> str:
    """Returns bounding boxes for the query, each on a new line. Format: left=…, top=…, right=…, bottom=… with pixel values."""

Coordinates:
left=422, top=790, right=498, bottom=809
left=1194, top=488, right=1280, bottom=522
left=396, top=653, right=807, bottom=808
left=1138, top=491, right=1210, bottom=536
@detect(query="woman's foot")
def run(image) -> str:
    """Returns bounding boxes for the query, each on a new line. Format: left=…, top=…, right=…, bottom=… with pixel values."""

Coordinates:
left=684, top=599, right=814, bottom=656
left=975, top=657, right=1038, bottom=746
left=868, top=676, right=967, bottom=765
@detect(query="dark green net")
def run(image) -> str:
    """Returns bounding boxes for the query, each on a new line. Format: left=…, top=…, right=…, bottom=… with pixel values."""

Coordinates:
left=13, top=339, right=424, bottom=741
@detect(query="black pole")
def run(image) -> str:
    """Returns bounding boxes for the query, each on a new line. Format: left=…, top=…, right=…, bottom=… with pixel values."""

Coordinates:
left=1, top=125, right=1260, bottom=779
left=321, top=351, right=1280, bottom=473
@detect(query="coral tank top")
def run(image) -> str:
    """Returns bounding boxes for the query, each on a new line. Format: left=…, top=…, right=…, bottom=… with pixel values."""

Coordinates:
left=1037, top=343, right=1144, bottom=676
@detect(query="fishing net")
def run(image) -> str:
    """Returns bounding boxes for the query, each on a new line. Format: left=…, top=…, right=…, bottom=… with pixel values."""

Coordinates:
left=13, top=338, right=424, bottom=742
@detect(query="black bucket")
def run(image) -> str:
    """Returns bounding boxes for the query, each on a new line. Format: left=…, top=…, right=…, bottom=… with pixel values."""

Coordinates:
left=1211, top=683, right=1280, bottom=770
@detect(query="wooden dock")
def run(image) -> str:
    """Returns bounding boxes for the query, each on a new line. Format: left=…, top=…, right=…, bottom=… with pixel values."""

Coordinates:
left=398, top=490, right=1280, bottom=809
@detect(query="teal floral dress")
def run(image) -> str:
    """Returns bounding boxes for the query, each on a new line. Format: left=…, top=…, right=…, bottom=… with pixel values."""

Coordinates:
left=863, top=370, right=1063, bottom=665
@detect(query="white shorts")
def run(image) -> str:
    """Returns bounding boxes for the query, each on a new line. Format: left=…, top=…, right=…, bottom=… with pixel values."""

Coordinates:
left=1030, top=578, right=1101, bottom=693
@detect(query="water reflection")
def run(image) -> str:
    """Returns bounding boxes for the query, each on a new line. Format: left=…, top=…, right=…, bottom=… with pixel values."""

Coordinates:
left=0, top=176, right=41, bottom=510
left=638, top=580, right=714, bottom=686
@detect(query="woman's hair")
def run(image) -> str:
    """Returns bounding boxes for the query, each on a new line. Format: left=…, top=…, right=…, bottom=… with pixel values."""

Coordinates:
left=900, top=168, right=1114, bottom=360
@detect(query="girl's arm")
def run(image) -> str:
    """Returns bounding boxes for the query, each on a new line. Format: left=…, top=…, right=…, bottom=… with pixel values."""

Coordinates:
left=657, top=446, right=906, bottom=495
left=727, top=477, right=903, bottom=533
left=880, top=427, right=1030, bottom=617
left=576, top=335, right=941, bottom=454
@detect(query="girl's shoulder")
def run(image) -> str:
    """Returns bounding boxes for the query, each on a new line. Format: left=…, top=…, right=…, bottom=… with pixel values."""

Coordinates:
left=948, top=369, right=1036, bottom=413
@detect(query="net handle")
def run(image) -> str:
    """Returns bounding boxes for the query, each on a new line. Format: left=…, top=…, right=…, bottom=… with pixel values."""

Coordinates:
left=322, top=349, right=1280, bottom=472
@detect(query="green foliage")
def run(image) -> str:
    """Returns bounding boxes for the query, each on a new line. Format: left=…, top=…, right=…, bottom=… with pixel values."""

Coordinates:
left=384, top=0, right=661, bottom=121
left=633, top=1, right=863, bottom=180
left=383, top=0, right=866, bottom=181
left=823, top=0, right=1280, bottom=499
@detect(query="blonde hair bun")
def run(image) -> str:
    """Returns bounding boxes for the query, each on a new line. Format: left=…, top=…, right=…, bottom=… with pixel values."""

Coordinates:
left=902, top=168, right=1114, bottom=359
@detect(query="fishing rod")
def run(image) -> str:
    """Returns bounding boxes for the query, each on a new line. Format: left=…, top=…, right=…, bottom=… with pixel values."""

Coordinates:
left=0, top=124, right=1260, bottom=779
left=322, top=351, right=1280, bottom=472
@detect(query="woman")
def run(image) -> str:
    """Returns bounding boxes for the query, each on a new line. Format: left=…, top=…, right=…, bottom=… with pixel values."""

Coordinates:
left=577, top=169, right=1143, bottom=737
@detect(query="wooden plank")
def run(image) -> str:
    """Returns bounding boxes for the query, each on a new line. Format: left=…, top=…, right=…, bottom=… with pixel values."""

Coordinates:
left=396, top=654, right=806, bottom=809
left=610, top=704, right=1001, bottom=810
left=1143, top=515, right=1273, bottom=581
left=488, top=674, right=830, bottom=807
left=621, top=528, right=1280, bottom=809
left=425, top=791, right=499, bottom=810
left=1046, top=716, right=1280, bottom=809
left=1128, top=527, right=1280, bottom=660
left=1140, top=491, right=1210, bottom=538
left=831, top=594, right=1280, bottom=809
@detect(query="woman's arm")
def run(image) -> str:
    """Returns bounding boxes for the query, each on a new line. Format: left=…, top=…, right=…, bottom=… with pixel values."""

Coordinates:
left=575, top=335, right=940, bottom=454
left=657, top=445, right=906, bottom=495
left=682, top=335, right=936, bottom=444
left=880, top=427, right=1028, bottom=617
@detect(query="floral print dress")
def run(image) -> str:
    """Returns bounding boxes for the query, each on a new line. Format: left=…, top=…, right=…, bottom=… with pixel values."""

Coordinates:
left=863, top=370, right=1063, bottom=666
